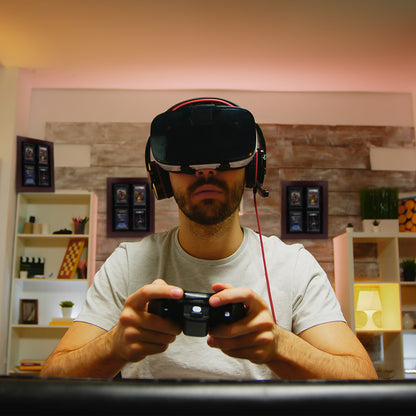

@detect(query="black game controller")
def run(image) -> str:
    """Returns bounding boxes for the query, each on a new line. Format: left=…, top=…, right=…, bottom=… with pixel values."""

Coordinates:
left=148, top=291, right=246, bottom=337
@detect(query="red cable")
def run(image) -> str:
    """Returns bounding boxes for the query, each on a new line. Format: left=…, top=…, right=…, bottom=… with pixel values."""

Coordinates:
left=253, top=153, right=277, bottom=323
left=253, top=192, right=277, bottom=324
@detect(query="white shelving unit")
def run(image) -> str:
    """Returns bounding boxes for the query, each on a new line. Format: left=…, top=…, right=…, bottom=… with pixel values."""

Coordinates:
left=333, top=231, right=416, bottom=379
left=6, top=190, right=97, bottom=375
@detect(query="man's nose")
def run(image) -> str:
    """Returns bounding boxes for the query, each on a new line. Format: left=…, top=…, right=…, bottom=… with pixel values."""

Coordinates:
left=195, top=168, right=217, bottom=179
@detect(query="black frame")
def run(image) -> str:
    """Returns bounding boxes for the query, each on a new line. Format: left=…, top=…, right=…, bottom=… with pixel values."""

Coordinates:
left=19, top=299, right=38, bottom=324
left=16, top=136, right=55, bottom=192
left=107, top=178, right=155, bottom=237
left=281, top=181, right=328, bottom=239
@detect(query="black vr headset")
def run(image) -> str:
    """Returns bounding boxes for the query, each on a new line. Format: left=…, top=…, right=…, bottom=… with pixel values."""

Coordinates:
left=145, top=97, right=268, bottom=200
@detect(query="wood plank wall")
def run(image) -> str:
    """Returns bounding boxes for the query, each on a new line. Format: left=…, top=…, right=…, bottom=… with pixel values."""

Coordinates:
left=45, top=122, right=416, bottom=286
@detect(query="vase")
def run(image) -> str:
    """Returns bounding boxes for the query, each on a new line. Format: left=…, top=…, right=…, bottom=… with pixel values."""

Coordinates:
left=403, top=313, right=414, bottom=330
left=61, top=307, right=73, bottom=319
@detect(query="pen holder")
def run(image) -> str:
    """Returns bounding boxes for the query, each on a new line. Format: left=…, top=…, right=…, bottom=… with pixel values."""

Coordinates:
left=74, top=223, right=85, bottom=234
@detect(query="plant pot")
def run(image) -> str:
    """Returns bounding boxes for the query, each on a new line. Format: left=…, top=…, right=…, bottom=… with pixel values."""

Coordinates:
left=61, top=307, right=73, bottom=319
left=362, top=219, right=399, bottom=233
left=403, top=270, right=416, bottom=282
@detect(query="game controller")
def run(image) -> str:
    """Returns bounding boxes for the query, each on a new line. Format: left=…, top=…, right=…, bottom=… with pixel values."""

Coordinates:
left=148, top=291, right=246, bottom=337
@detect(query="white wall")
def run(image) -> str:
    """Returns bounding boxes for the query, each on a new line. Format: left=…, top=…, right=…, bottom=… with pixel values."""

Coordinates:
left=29, top=89, right=414, bottom=139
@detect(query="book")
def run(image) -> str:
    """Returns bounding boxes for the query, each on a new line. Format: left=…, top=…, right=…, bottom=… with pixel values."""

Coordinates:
left=19, top=359, right=45, bottom=371
left=49, top=317, right=74, bottom=326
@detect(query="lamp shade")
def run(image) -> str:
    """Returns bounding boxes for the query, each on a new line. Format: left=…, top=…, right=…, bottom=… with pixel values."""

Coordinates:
left=356, top=289, right=382, bottom=312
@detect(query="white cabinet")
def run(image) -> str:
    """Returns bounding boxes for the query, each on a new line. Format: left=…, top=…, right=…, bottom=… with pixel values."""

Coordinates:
left=7, top=191, right=97, bottom=375
left=333, top=232, right=416, bottom=379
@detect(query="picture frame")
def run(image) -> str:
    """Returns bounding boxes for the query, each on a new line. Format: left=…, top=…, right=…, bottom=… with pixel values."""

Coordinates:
left=281, top=181, right=328, bottom=239
left=307, top=187, right=321, bottom=208
left=107, top=177, right=155, bottom=237
left=288, top=187, right=303, bottom=208
left=19, top=299, right=38, bottom=325
left=16, top=136, right=55, bottom=192
left=114, top=184, right=129, bottom=205
left=289, top=211, right=303, bottom=233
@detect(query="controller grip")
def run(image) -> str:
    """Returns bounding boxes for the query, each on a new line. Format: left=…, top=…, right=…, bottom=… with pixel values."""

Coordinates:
left=210, top=302, right=246, bottom=325
left=148, top=298, right=182, bottom=321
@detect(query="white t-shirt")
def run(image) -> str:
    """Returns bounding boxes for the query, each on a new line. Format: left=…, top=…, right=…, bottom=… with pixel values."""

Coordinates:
left=77, top=227, right=345, bottom=380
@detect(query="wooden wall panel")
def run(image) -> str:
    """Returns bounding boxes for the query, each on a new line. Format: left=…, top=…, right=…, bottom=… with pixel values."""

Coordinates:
left=45, top=122, right=415, bottom=285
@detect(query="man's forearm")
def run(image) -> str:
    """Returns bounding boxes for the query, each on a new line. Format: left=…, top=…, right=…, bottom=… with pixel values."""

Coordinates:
left=40, top=328, right=126, bottom=378
left=267, top=327, right=377, bottom=380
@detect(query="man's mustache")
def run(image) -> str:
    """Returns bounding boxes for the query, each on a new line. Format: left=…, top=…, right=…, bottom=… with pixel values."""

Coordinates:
left=187, top=177, right=229, bottom=195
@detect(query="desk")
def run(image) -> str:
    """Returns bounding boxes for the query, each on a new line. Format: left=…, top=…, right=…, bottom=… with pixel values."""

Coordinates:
left=0, top=377, right=415, bottom=415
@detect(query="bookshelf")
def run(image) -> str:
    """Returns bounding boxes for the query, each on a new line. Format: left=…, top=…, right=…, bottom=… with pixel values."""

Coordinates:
left=333, top=232, right=416, bottom=379
left=6, top=191, right=97, bottom=375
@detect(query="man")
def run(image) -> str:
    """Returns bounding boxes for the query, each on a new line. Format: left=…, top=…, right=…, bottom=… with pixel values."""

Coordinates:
left=41, top=98, right=377, bottom=380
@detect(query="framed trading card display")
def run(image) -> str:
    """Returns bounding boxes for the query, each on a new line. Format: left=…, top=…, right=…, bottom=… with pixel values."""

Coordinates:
left=16, top=136, right=55, bottom=192
left=281, top=181, right=328, bottom=239
left=107, top=178, right=155, bottom=237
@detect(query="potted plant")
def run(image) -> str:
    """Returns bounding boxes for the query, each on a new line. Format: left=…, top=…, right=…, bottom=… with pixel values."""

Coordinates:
left=360, top=187, right=399, bottom=232
left=346, top=223, right=354, bottom=233
left=372, top=220, right=380, bottom=232
left=60, top=300, right=74, bottom=318
left=401, top=258, right=416, bottom=281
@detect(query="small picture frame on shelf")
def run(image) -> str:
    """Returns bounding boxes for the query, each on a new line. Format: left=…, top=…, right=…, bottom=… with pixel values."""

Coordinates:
left=16, top=136, right=55, bottom=192
left=19, top=299, right=38, bottom=324
left=107, top=178, right=155, bottom=237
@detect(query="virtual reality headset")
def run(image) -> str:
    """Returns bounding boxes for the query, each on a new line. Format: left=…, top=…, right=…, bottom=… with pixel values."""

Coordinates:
left=148, top=102, right=257, bottom=172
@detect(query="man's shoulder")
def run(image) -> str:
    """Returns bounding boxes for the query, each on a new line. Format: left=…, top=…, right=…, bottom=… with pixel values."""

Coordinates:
left=243, top=227, right=304, bottom=251
left=121, top=227, right=178, bottom=251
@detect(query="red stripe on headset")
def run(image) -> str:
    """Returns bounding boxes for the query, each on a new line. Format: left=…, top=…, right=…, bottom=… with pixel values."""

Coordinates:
left=170, top=98, right=236, bottom=112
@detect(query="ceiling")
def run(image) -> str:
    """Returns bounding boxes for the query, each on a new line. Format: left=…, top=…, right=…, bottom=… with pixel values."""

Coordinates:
left=0, top=0, right=415, bottom=92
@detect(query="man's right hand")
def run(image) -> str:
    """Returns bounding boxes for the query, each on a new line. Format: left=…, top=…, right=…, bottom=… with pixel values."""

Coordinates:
left=110, top=279, right=184, bottom=363
left=40, top=279, right=183, bottom=378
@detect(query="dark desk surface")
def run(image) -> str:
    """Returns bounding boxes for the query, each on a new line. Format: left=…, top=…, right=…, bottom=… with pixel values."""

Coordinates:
left=1, top=376, right=415, bottom=415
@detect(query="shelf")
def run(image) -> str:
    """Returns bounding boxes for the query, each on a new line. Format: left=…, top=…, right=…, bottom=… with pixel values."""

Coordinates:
left=14, top=277, right=88, bottom=282
left=333, top=231, right=416, bottom=379
left=7, top=191, right=97, bottom=376
left=11, top=324, right=71, bottom=330
left=17, top=229, right=90, bottom=239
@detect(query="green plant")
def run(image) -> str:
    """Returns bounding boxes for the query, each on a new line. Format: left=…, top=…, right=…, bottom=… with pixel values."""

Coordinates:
left=360, top=187, right=399, bottom=219
left=373, top=220, right=380, bottom=226
left=401, top=258, right=416, bottom=273
left=347, top=223, right=354, bottom=228
left=60, top=300, right=74, bottom=308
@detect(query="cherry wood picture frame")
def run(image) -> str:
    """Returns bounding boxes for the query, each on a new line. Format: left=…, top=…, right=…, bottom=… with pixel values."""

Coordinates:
left=107, top=177, right=155, bottom=238
left=281, top=181, right=328, bottom=239
left=16, top=136, right=55, bottom=192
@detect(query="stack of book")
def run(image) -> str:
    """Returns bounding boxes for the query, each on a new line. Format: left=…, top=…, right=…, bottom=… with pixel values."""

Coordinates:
left=19, top=359, right=45, bottom=372
left=49, top=317, right=74, bottom=326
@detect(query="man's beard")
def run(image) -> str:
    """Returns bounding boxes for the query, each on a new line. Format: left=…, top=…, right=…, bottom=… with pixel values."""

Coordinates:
left=173, top=176, right=245, bottom=226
